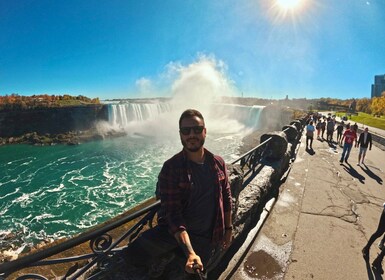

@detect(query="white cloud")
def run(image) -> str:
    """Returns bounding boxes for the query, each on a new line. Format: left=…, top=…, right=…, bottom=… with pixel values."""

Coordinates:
left=135, top=77, right=153, bottom=94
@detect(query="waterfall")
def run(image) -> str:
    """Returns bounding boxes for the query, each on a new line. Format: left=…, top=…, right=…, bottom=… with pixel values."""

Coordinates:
left=210, top=104, right=264, bottom=130
left=107, top=101, right=264, bottom=134
left=108, top=102, right=172, bottom=128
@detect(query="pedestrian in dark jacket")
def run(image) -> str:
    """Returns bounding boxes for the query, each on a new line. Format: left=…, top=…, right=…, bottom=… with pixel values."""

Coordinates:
left=356, top=127, right=372, bottom=165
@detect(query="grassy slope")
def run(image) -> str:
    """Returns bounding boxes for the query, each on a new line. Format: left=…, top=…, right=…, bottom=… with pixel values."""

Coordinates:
left=336, top=112, right=385, bottom=130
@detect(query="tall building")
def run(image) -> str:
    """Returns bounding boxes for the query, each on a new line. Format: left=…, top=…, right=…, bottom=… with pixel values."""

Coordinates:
left=371, top=75, right=385, bottom=98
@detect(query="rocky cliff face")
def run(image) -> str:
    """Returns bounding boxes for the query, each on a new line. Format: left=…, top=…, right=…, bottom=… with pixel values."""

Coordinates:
left=0, top=105, right=109, bottom=137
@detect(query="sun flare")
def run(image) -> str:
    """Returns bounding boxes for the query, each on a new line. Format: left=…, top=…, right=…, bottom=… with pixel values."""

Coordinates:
left=263, top=0, right=311, bottom=26
left=276, top=0, right=302, bottom=10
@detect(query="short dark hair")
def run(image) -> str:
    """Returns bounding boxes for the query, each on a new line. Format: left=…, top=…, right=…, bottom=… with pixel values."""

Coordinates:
left=179, top=109, right=205, bottom=128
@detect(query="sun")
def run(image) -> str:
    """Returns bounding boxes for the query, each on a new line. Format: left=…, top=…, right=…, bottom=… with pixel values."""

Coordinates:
left=265, top=0, right=311, bottom=25
left=276, top=0, right=303, bottom=10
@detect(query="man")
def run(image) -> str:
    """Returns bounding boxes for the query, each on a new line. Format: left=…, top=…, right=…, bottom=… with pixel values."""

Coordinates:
left=356, top=127, right=372, bottom=165
left=339, top=123, right=357, bottom=164
left=125, top=109, right=233, bottom=278
left=306, top=120, right=315, bottom=150
left=320, top=118, right=326, bottom=139
left=316, top=120, right=321, bottom=140
left=336, top=121, right=344, bottom=144
left=352, top=122, right=358, bottom=133
left=326, top=117, right=335, bottom=143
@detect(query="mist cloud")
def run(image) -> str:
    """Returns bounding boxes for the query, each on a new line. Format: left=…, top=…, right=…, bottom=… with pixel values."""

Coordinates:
left=135, top=77, right=153, bottom=96
left=102, top=55, right=254, bottom=139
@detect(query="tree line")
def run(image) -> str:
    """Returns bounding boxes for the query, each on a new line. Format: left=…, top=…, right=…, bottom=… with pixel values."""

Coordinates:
left=0, top=94, right=100, bottom=111
left=355, top=93, right=385, bottom=116
left=304, top=95, right=385, bottom=116
left=1, top=93, right=385, bottom=116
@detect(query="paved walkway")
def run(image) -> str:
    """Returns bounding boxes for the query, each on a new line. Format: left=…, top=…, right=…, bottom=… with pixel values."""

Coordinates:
left=230, top=131, right=385, bottom=279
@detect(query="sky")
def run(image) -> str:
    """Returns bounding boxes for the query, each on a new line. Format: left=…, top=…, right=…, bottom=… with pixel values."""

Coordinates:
left=0, top=0, right=384, bottom=100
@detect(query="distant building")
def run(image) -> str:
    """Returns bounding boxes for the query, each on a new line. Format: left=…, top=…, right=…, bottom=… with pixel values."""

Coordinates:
left=371, top=74, right=385, bottom=98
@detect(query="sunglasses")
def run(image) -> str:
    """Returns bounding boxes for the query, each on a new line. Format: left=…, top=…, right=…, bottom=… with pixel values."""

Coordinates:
left=179, top=126, right=205, bottom=135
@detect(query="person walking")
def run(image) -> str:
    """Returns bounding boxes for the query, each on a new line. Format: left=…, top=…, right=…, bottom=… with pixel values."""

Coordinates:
left=356, top=127, right=372, bottom=166
left=306, top=120, right=315, bottom=150
left=320, top=118, right=326, bottom=139
left=123, top=109, right=233, bottom=279
left=336, top=121, right=344, bottom=144
left=316, top=120, right=321, bottom=140
left=326, top=117, right=335, bottom=143
left=362, top=203, right=385, bottom=274
left=352, top=122, right=358, bottom=133
left=339, top=123, right=357, bottom=164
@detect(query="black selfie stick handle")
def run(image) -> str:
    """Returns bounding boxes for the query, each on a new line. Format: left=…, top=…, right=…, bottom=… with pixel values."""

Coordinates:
left=193, top=259, right=204, bottom=280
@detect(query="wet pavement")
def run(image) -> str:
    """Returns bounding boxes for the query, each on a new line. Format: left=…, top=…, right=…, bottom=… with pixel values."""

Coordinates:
left=229, top=132, right=385, bottom=279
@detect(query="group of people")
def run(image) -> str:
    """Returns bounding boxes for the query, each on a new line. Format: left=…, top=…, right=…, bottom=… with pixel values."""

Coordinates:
left=306, top=114, right=373, bottom=166
left=306, top=115, right=342, bottom=149
left=307, top=114, right=385, bottom=274
left=339, top=123, right=372, bottom=165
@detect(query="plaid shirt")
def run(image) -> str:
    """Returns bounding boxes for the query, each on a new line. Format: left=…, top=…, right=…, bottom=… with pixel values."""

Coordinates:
left=156, top=148, right=232, bottom=244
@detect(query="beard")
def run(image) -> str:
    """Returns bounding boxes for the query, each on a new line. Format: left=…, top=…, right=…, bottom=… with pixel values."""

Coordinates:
left=181, top=138, right=205, bottom=152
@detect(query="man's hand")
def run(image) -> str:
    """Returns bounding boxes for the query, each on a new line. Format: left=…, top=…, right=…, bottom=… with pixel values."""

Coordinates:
left=185, top=253, right=203, bottom=274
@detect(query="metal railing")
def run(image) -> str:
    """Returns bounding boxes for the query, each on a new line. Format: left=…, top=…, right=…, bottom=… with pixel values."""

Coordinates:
left=0, top=202, right=160, bottom=279
left=0, top=134, right=278, bottom=279
left=231, top=137, right=272, bottom=177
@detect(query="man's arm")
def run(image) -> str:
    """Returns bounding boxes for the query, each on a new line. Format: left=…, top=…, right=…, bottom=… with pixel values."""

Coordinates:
left=174, top=230, right=203, bottom=273
left=224, top=210, right=232, bottom=229
left=221, top=159, right=233, bottom=249
left=159, top=159, right=204, bottom=274
left=158, top=160, right=187, bottom=234
left=223, top=210, right=233, bottom=249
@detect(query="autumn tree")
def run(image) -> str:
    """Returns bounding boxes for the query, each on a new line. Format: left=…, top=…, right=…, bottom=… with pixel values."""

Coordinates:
left=0, top=93, right=100, bottom=110
left=356, top=98, right=372, bottom=114
left=371, top=95, right=385, bottom=116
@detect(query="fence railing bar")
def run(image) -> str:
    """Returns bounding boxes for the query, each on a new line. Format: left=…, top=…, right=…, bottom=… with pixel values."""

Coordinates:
left=68, top=207, right=158, bottom=279
left=231, top=137, right=272, bottom=166
left=0, top=201, right=160, bottom=274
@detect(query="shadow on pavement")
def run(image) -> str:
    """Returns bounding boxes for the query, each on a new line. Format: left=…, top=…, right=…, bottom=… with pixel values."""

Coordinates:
left=305, top=147, right=315, bottom=155
left=365, top=258, right=375, bottom=280
left=342, top=163, right=366, bottom=184
left=373, top=263, right=384, bottom=280
left=328, top=141, right=337, bottom=149
left=361, top=164, right=383, bottom=185
left=364, top=258, right=384, bottom=280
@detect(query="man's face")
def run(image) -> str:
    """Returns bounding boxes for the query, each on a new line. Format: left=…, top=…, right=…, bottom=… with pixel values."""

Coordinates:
left=179, top=116, right=206, bottom=152
left=365, top=128, right=368, bottom=133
